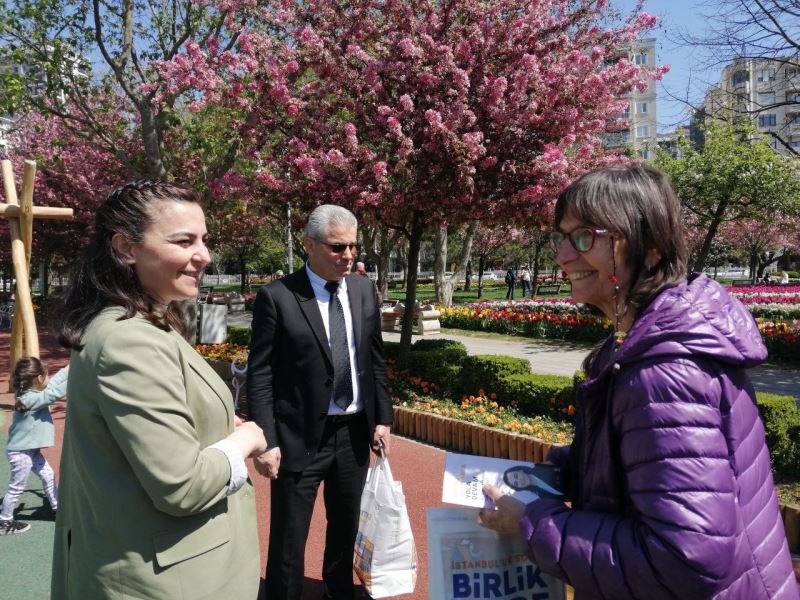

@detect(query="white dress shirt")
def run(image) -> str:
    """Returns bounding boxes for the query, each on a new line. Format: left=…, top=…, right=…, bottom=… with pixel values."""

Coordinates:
left=305, top=264, right=363, bottom=415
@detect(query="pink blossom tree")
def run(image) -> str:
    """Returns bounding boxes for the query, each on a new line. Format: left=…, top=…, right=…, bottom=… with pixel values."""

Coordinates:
left=2, top=112, right=134, bottom=297
left=155, top=0, right=664, bottom=357
left=719, top=215, right=800, bottom=282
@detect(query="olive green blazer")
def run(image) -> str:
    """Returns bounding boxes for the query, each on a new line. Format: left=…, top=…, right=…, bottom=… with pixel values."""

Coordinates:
left=51, top=308, right=259, bottom=599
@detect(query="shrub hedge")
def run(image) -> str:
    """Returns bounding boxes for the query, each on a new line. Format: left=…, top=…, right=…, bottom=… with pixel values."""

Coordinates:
left=757, top=392, right=800, bottom=481
left=495, top=372, right=577, bottom=420
left=395, top=345, right=800, bottom=480
left=458, top=355, right=531, bottom=397
left=227, top=326, right=251, bottom=346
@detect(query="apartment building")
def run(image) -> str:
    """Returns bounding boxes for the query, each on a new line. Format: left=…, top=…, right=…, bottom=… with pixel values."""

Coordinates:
left=603, top=38, right=659, bottom=160
left=0, top=115, right=12, bottom=151
left=0, top=49, right=89, bottom=151
left=702, top=56, right=800, bottom=154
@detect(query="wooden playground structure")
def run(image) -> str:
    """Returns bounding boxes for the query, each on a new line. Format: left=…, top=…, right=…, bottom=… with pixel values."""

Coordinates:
left=0, top=159, right=73, bottom=383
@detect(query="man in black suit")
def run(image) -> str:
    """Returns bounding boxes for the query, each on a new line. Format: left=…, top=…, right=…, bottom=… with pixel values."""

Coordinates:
left=247, top=205, right=393, bottom=600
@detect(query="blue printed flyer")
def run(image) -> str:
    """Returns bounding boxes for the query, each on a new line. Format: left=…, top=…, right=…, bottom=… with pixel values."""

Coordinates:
left=427, top=508, right=566, bottom=600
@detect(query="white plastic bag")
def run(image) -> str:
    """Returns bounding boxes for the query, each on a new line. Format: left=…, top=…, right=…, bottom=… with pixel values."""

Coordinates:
left=427, top=507, right=566, bottom=600
left=354, top=451, right=417, bottom=598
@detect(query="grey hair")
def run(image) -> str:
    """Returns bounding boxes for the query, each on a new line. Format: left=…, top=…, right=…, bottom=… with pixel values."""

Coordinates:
left=305, top=205, right=358, bottom=240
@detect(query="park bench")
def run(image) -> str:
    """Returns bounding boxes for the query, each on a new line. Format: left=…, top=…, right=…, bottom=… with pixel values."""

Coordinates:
left=380, top=300, right=440, bottom=335
left=198, top=286, right=213, bottom=303
left=731, top=279, right=754, bottom=286
left=206, top=291, right=246, bottom=312
left=535, top=282, right=562, bottom=295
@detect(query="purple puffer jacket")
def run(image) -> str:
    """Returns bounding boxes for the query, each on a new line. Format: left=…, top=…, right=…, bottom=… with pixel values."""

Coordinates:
left=521, top=274, right=798, bottom=599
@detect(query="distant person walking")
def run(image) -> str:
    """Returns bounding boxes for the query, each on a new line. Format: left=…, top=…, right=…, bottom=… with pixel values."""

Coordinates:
left=0, top=357, right=67, bottom=535
left=505, top=266, right=517, bottom=300
left=520, top=265, right=532, bottom=298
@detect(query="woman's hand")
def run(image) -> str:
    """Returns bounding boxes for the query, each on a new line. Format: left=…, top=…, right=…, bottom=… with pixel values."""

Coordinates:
left=478, top=484, right=526, bottom=535
left=226, top=421, right=268, bottom=458
left=254, top=447, right=281, bottom=480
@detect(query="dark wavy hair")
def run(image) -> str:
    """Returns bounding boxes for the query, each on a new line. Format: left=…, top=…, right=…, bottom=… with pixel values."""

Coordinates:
left=554, top=166, right=689, bottom=371
left=12, top=356, right=48, bottom=411
left=59, top=180, right=201, bottom=350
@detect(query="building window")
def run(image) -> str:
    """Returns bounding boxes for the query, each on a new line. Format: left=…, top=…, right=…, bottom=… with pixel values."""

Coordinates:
left=637, top=149, right=651, bottom=160
left=790, top=138, right=800, bottom=149
left=635, top=125, right=650, bottom=138
left=758, top=114, right=777, bottom=127
left=757, top=92, right=775, bottom=106
left=788, top=114, right=800, bottom=125
left=786, top=67, right=799, bottom=79
left=637, top=101, right=648, bottom=114
left=732, top=71, right=748, bottom=85
left=757, top=69, right=776, bottom=82
left=633, top=52, right=648, bottom=65
left=788, top=91, right=800, bottom=103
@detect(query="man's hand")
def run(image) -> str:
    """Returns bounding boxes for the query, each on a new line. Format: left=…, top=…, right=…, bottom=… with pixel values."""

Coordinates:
left=372, top=424, right=391, bottom=456
left=477, top=484, right=525, bottom=535
left=254, top=447, right=281, bottom=479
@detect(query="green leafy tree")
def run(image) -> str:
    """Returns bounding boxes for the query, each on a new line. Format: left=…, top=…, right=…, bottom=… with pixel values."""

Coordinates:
left=656, top=120, right=800, bottom=271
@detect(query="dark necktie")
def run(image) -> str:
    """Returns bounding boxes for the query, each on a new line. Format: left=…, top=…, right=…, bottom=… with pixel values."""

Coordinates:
left=324, top=281, right=354, bottom=410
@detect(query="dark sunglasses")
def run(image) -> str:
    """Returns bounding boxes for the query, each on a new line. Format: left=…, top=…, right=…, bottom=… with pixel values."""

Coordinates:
left=315, top=240, right=358, bottom=253
left=548, top=226, right=610, bottom=253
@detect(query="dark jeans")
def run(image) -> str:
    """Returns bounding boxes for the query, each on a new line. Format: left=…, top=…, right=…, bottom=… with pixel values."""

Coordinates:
left=506, top=283, right=516, bottom=299
left=521, top=280, right=532, bottom=297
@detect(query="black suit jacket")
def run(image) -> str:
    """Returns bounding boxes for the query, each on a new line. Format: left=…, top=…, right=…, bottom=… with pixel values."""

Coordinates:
left=246, top=269, right=393, bottom=472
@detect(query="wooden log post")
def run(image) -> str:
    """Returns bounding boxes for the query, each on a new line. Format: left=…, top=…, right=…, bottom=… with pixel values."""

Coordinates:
left=1, top=159, right=74, bottom=385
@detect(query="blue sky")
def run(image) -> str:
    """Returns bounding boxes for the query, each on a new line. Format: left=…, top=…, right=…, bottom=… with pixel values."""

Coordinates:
left=612, top=0, right=719, bottom=132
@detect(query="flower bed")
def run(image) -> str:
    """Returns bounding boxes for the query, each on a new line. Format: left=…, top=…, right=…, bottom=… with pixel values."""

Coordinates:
left=397, top=394, right=573, bottom=446
left=729, top=286, right=800, bottom=320
left=438, top=289, right=800, bottom=363
left=439, top=299, right=611, bottom=342
left=757, top=320, right=800, bottom=364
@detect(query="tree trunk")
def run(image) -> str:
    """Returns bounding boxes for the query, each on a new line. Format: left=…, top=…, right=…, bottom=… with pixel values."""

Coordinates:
left=692, top=199, right=729, bottom=272
left=434, top=221, right=478, bottom=307
left=477, top=255, right=486, bottom=299
left=362, top=223, right=398, bottom=301
left=40, top=257, right=49, bottom=302
left=239, top=254, right=248, bottom=294
left=464, top=259, right=472, bottom=292
left=399, top=212, right=425, bottom=367
left=531, top=242, right=542, bottom=299
left=138, top=102, right=167, bottom=180
left=433, top=226, right=448, bottom=304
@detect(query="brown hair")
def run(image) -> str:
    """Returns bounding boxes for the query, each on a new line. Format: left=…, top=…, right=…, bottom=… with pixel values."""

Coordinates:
left=555, top=165, right=688, bottom=315
left=12, top=357, right=48, bottom=411
left=554, top=166, right=689, bottom=372
left=59, top=180, right=202, bottom=349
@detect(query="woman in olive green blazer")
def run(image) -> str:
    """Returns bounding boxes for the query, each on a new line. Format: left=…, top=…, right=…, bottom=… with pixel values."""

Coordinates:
left=52, top=181, right=266, bottom=599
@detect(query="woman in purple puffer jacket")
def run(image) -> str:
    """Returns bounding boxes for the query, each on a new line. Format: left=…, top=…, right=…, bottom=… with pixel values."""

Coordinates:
left=480, top=166, right=798, bottom=599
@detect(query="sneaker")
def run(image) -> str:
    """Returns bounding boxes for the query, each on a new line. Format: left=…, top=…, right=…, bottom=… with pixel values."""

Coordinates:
left=0, top=520, right=31, bottom=535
